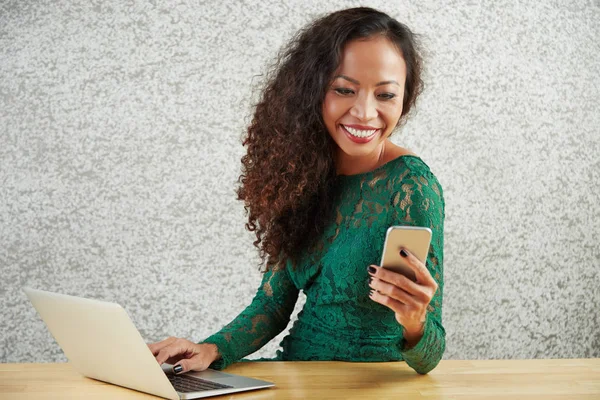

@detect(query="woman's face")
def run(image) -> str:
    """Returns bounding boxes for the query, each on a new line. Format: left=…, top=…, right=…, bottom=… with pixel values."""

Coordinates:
left=322, top=35, right=407, bottom=159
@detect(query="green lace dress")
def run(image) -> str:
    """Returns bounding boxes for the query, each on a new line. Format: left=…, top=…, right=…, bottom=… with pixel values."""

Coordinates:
left=201, top=155, right=445, bottom=375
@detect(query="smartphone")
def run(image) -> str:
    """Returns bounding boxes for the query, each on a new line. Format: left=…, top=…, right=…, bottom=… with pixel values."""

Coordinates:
left=379, top=226, right=432, bottom=282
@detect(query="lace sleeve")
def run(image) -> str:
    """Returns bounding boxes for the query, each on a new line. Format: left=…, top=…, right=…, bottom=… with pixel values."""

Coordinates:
left=390, top=167, right=446, bottom=374
left=200, top=263, right=299, bottom=370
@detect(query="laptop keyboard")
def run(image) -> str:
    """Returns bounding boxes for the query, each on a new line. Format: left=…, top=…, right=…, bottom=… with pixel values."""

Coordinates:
left=168, top=373, right=233, bottom=393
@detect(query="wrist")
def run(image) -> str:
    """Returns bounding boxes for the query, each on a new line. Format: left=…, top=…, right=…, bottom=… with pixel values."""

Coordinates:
left=202, top=343, right=221, bottom=362
left=402, top=320, right=426, bottom=350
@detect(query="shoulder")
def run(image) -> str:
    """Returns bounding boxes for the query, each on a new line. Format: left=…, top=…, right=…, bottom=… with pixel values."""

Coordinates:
left=383, top=143, right=436, bottom=180
left=387, top=156, right=445, bottom=226
left=387, top=155, right=442, bottom=194
left=385, top=152, right=444, bottom=208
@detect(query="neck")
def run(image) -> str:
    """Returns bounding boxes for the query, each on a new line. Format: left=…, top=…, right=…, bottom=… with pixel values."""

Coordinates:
left=335, top=141, right=387, bottom=176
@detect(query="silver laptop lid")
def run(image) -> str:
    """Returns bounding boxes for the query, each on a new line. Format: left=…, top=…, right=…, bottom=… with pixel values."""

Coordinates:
left=24, top=287, right=181, bottom=400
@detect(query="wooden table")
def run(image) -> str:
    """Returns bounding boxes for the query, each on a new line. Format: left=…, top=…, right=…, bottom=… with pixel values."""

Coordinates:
left=1, top=359, right=599, bottom=399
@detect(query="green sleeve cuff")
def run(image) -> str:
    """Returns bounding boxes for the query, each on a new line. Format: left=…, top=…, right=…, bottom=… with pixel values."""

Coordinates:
left=199, top=334, right=234, bottom=371
left=401, top=314, right=432, bottom=354
left=399, top=313, right=446, bottom=374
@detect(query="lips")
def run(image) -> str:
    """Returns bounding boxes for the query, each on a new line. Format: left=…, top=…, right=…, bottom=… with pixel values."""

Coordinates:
left=340, top=124, right=380, bottom=144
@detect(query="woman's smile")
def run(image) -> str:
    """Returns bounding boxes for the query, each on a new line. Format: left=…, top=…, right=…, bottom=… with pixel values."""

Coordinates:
left=340, top=124, right=380, bottom=143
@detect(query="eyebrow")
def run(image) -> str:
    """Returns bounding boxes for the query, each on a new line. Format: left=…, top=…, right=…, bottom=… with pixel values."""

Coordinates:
left=333, top=74, right=400, bottom=87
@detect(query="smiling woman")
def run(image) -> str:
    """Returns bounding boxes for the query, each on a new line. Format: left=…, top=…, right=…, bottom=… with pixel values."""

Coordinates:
left=148, top=7, right=445, bottom=376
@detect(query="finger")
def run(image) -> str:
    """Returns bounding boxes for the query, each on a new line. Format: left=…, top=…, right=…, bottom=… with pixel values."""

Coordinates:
left=148, top=337, right=178, bottom=356
left=369, top=277, right=418, bottom=306
left=165, top=355, right=186, bottom=365
left=175, top=354, right=211, bottom=373
left=368, top=265, right=424, bottom=297
left=156, top=342, right=191, bottom=365
left=369, top=288, right=406, bottom=315
left=398, top=248, right=437, bottom=287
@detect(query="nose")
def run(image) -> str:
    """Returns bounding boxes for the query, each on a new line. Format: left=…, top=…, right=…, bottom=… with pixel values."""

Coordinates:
left=349, top=92, right=378, bottom=121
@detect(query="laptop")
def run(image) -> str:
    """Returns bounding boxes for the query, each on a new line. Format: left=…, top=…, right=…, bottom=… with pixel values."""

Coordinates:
left=24, top=287, right=274, bottom=399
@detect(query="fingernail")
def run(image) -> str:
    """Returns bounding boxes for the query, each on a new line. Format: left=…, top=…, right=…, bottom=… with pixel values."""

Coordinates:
left=173, top=365, right=183, bottom=374
left=400, top=249, right=408, bottom=258
left=369, top=289, right=375, bottom=297
left=368, top=277, right=373, bottom=284
left=368, top=265, right=376, bottom=274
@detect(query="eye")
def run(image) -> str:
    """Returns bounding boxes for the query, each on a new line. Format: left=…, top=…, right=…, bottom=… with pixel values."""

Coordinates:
left=333, top=88, right=354, bottom=96
left=378, top=93, right=397, bottom=100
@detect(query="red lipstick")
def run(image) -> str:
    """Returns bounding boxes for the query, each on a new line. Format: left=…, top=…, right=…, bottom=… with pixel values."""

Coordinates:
left=340, top=124, right=379, bottom=144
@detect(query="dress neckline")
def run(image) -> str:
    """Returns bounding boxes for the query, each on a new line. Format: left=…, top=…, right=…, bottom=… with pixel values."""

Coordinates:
left=336, top=154, right=421, bottom=179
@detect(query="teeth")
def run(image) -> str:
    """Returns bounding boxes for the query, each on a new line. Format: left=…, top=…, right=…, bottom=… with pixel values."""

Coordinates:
left=343, top=125, right=377, bottom=138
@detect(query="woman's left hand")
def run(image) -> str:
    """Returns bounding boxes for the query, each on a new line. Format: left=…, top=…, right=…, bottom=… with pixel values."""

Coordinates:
left=367, top=248, right=438, bottom=347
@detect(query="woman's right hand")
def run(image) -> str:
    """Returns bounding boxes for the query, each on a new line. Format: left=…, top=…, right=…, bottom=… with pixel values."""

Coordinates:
left=148, top=337, right=220, bottom=373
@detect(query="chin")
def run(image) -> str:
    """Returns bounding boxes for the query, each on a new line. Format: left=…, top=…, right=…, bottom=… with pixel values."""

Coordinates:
left=336, top=141, right=380, bottom=157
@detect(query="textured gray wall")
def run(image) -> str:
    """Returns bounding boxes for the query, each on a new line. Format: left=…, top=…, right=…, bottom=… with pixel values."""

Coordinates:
left=1, top=0, right=599, bottom=363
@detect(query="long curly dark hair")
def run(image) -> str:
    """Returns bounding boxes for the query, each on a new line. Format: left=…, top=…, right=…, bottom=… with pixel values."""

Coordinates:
left=237, top=7, right=424, bottom=272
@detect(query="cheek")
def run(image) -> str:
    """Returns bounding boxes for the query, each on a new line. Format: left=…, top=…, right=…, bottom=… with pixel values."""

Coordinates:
left=384, top=104, right=404, bottom=126
left=323, top=96, right=346, bottom=125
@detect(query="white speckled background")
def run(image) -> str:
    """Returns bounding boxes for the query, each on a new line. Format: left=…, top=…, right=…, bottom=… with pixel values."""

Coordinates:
left=1, top=0, right=599, bottom=363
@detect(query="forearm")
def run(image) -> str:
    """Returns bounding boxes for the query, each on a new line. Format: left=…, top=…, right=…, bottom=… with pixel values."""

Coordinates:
left=201, top=267, right=299, bottom=370
left=202, top=305, right=291, bottom=369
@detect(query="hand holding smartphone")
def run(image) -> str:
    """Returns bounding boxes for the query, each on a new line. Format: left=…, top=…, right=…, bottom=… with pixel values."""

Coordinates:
left=379, top=226, right=432, bottom=282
